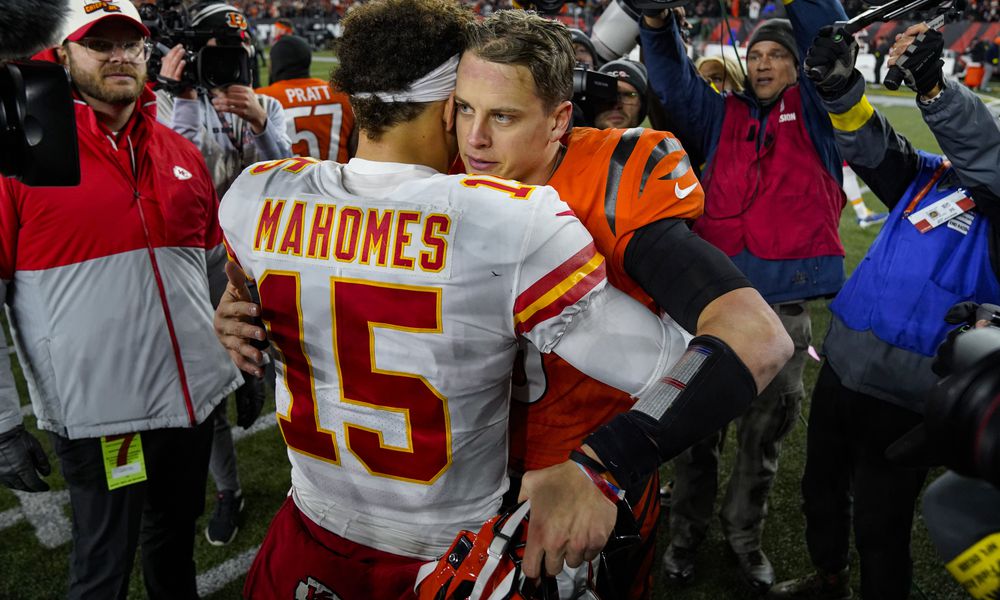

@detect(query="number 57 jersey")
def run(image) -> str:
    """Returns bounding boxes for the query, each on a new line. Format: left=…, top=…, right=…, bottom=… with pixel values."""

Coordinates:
left=219, top=157, right=609, bottom=559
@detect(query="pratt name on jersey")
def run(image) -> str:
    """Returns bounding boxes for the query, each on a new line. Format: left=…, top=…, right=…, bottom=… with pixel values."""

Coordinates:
left=283, top=84, right=336, bottom=105
left=252, top=197, right=451, bottom=274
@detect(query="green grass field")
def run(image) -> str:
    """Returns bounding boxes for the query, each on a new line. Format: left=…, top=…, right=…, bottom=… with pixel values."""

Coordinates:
left=0, top=87, right=982, bottom=599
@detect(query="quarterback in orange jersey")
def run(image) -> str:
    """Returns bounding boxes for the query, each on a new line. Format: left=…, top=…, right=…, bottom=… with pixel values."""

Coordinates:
left=457, top=12, right=793, bottom=599
left=256, top=35, right=356, bottom=162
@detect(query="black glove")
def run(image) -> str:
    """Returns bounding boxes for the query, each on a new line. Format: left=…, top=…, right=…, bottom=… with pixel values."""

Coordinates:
left=805, top=25, right=860, bottom=98
left=234, top=370, right=266, bottom=429
left=932, top=301, right=1000, bottom=376
left=894, top=28, right=944, bottom=96
left=0, top=425, right=51, bottom=492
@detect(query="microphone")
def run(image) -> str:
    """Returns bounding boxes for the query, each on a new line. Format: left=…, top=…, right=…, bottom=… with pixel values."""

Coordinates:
left=0, top=0, right=69, bottom=59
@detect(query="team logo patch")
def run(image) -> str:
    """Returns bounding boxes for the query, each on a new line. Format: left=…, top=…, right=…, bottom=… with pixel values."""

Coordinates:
left=226, top=11, right=248, bottom=30
left=779, top=112, right=797, bottom=123
left=294, top=576, right=341, bottom=600
left=83, top=0, right=122, bottom=14
left=173, top=166, right=192, bottom=180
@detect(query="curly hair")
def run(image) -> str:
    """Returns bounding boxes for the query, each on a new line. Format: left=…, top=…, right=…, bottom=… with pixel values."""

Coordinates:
left=465, top=10, right=575, bottom=110
left=332, top=0, right=474, bottom=140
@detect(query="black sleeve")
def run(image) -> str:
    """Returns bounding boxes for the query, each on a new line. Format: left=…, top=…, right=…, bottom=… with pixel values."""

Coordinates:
left=623, top=218, right=752, bottom=333
left=848, top=120, right=921, bottom=213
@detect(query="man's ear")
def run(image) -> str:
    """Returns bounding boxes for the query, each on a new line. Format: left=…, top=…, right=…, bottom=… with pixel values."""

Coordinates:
left=444, top=92, right=456, bottom=134
left=550, top=99, right=573, bottom=143
left=55, top=44, right=68, bottom=66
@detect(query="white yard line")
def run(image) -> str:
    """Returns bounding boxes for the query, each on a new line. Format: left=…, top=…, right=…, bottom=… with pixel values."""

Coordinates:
left=197, top=546, right=261, bottom=597
left=1, top=416, right=279, bottom=596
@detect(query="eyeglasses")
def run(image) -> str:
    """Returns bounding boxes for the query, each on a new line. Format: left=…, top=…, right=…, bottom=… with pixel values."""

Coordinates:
left=72, top=38, right=152, bottom=62
left=617, top=91, right=641, bottom=105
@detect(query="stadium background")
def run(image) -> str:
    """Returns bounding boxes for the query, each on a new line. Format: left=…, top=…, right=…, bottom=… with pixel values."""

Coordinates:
left=2, top=10, right=999, bottom=597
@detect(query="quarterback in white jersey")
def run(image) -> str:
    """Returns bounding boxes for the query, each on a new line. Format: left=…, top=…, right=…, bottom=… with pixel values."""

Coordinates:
left=219, top=155, right=664, bottom=559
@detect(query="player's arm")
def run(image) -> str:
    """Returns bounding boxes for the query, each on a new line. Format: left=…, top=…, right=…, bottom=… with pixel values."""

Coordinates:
left=623, top=217, right=791, bottom=393
left=513, top=190, right=788, bottom=578
left=516, top=276, right=786, bottom=577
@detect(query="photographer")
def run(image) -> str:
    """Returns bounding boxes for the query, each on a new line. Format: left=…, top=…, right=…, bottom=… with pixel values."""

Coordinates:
left=768, top=22, right=1000, bottom=600
left=639, top=0, right=849, bottom=590
left=154, top=1, right=291, bottom=547
left=155, top=1, right=292, bottom=195
left=0, top=0, right=241, bottom=597
left=593, top=58, right=648, bottom=130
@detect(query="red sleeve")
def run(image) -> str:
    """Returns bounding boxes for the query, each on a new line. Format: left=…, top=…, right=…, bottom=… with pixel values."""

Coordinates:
left=0, top=178, right=21, bottom=282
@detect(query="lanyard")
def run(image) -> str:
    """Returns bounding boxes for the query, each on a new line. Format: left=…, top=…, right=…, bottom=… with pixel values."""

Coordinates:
left=902, top=162, right=948, bottom=217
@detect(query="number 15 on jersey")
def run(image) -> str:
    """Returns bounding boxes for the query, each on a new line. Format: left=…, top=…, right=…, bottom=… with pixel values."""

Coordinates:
left=258, top=271, right=453, bottom=485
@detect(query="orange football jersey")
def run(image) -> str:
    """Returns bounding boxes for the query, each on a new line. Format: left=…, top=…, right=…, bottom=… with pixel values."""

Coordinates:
left=509, top=127, right=703, bottom=600
left=509, top=126, right=704, bottom=473
left=256, top=77, right=355, bottom=162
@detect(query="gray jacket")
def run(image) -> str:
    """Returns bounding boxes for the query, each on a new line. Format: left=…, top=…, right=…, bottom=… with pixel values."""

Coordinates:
left=156, top=90, right=293, bottom=196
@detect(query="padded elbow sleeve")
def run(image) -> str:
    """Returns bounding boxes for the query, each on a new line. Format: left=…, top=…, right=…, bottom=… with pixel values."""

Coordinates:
left=583, top=334, right=757, bottom=493
left=624, top=219, right=751, bottom=333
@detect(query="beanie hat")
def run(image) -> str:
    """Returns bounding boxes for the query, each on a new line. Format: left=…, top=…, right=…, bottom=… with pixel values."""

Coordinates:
left=568, top=28, right=600, bottom=67
left=747, top=19, right=800, bottom=65
left=189, top=2, right=248, bottom=39
left=598, top=58, right=648, bottom=97
left=270, top=35, right=312, bottom=83
left=598, top=58, right=648, bottom=123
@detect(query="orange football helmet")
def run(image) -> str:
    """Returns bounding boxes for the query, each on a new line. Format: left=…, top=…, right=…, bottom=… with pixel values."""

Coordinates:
left=415, top=502, right=561, bottom=600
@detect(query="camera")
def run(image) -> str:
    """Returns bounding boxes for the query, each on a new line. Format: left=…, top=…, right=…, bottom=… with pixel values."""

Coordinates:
left=571, top=66, right=618, bottom=127
left=887, top=307, right=1000, bottom=487
left=0, top=61, right=80, bottom=187
left=0, top=0, right=80, bottom=187
left=140, top=0, right=252, bottom=93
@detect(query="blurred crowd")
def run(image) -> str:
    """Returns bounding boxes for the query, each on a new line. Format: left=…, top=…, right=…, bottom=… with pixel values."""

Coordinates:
left=228, top=0, right=1000, bottom=22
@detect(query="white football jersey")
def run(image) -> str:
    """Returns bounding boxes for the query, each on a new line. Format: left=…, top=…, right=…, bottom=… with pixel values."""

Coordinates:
left=219, top=157, right=608, bottom=559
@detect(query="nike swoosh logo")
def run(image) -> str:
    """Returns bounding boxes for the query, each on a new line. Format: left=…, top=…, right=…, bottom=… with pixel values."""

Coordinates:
left=675, top=181, right=698, bottom=199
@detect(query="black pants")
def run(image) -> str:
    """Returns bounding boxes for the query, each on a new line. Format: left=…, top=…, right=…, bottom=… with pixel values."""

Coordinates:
left=801, top=363, right=928, bottom=600
left=52, top=417, right=214, bottom=600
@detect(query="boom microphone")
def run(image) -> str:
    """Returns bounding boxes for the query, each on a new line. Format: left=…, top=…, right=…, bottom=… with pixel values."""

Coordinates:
left=0, top=0, right=69, bottom=59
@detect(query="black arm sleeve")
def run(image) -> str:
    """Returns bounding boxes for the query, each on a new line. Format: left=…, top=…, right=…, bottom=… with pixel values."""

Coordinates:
left=848, top=118, right=921, bottom=213
left=624, top=218, right=752, bottom=333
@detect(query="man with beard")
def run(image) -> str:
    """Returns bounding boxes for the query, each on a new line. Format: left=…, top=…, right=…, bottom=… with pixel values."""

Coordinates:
left=0, top=1, right=241, bottom=598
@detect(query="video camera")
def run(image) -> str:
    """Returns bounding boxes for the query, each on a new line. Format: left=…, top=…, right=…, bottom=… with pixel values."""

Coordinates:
left=140, top=0, right=252, bottom=93
left=887, top=303, right=1000, bottom=487
left=571, top=66, right=618, bottom=127
left=0, top=62, right=80, bottom=187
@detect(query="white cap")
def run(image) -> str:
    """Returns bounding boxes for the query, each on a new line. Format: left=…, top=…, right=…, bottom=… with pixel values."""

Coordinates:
left=60, top=0, right=150, bottom=43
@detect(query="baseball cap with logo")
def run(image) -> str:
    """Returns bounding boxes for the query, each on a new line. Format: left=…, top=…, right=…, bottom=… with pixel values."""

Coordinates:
left=60, top=0, right=151, bottom=43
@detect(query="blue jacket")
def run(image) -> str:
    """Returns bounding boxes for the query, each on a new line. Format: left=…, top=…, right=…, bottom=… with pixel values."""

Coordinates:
left=820, top=76, right=1000, bottom=411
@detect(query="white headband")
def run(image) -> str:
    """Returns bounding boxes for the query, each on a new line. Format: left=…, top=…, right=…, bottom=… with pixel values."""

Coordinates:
left=352, top=55, right=459, bottom=103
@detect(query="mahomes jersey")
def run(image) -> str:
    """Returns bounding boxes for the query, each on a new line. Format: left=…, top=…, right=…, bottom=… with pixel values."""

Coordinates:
left=510, top=127, right=703, bottom=473
left=219, top=156, right=608, bottom=559
left=256, top=78, right=354, bottom=162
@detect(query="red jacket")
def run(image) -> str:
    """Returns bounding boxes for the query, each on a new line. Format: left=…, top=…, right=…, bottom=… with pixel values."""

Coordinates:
left=0, top=83, right=240, bottom=438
